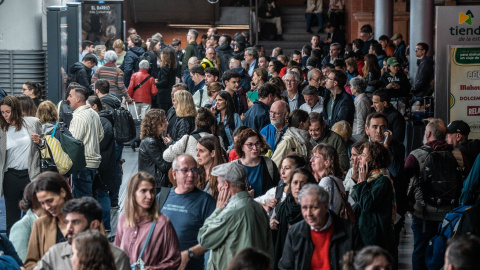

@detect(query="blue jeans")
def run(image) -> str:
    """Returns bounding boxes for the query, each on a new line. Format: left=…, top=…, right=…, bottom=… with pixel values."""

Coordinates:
left=96, top=188, right=111, bottom=231
left=411, top=215, right=439, bottom=270
left=306, top=13, right=323, bottom=30
left=109, top=142, right=124, bottom=206
left=72, top=168, right=97, bottom=198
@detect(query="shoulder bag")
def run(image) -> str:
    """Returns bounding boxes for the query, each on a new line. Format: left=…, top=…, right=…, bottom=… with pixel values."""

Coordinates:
left=130, top=221, right=156, bottom=270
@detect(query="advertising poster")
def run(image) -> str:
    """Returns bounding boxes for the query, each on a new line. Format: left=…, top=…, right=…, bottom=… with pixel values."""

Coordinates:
left=449, top=47, right=480, bottom=139
left=81, top=2, right=123, bottom=49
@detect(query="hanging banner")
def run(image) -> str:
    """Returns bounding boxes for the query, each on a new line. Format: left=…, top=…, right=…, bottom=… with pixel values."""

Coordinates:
left=449, top=47, right=480, bottom=139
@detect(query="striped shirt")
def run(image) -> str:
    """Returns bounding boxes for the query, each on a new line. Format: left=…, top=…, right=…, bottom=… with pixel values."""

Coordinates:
left=91, top=63, right=129, bottom=100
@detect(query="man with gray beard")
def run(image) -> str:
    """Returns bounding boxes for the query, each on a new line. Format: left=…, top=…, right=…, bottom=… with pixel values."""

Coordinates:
left=260, top=100, right=289, bottom=154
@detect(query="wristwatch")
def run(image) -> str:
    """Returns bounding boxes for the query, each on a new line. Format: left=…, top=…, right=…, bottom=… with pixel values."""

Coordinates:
left=187, top=249, right=195, bottom=259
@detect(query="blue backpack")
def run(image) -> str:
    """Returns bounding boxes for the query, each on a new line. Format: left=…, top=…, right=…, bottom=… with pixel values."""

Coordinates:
left=425, top=205, right=472, bottom=270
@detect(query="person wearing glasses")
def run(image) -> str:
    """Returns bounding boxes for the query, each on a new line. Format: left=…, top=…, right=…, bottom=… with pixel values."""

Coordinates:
left=260, top=100, right=289, bottom=154
left=282, top=71, right=305, bottom=112
left=244, top=83, right=278, bottom=133
left=162, top=154, right=216, bottom=270
left=411, top=42, right=434, bottom=102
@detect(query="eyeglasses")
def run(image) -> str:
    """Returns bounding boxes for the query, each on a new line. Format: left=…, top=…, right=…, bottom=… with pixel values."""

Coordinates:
left=284, top=80, right=296, bottom=84
left=269, top=110, right=284, bottom=116
left=244, top=142, right=262, bottom=149
left=415, top=48, right=424, bottom=52
left=309, top=78, right=321, bottom=83
left=174, top=168, right=199, bottom=175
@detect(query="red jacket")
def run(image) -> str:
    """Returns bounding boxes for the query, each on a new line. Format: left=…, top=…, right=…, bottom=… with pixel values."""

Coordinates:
left=127, top=69, right=158, bottom=104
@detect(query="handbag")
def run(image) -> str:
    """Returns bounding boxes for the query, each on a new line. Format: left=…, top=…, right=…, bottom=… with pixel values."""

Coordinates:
left=330, top=177, right=357, bottom=224
left=42, top=123, right=73, bottom=175
left=130, top=221, right=156, bottom=270
left=57, top=123, right=87, bottom=174
left=39, top=142, right=59, bottom=173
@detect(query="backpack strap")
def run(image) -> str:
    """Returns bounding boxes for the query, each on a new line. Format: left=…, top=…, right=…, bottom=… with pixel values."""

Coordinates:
left=157, top=187, right=171, bottom=212
left=411, top=146, right=432, bottom=174
left=133, top=75, right=152, bottom=91
left=191, top=133, right=202, bottom=141
left=262, top=156, right=274, bottom=181
left=329, top=177, right=335, bottom=210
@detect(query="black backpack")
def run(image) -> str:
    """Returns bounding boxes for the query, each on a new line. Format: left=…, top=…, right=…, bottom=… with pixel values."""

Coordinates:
left=192, top=44, right=204, bottom=60
left=67, top=71, right=78, bottom=86
left=112, top=107, right=136, bottom=143
left=137, top=52, right=152, bottom=72
left=412, top=146, right=464, bottom=207
left=58, top=100, right=74, bottom=128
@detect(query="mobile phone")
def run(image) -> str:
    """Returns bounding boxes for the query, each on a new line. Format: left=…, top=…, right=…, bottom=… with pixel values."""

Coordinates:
left=382, top=128, right=389, bottom=143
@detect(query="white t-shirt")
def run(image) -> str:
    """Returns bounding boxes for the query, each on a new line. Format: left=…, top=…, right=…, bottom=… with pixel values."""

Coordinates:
left=318, top=175, right=345, bottom=215
left=6, top=126, right=31, bottom=170
left=254, top=187, right=287, bottom=205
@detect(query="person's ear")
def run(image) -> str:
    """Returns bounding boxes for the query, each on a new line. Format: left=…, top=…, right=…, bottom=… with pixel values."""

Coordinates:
left=382, top=101, right=388, bottom=107
left=89, top=220, right=100, bottom=230
left=172, top=169, right=177, bottom=180
left=210, top=150, right=216, bottom=159
left=60, top=188, right=67, bottom=200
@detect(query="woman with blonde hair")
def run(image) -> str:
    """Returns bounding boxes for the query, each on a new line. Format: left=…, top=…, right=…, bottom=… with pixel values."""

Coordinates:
left=114, top=172, right=181, bottom=269
left=309, top=143, right=346, bottom=215
left=113, top=39, right=126, bottom=66
left=156, top=47, right=177, bottom=112
left=169, top=90, right=196, bottom=142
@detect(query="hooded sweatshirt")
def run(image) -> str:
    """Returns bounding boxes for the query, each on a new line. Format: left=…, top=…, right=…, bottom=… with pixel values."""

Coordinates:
left=271, top=127, right=312, bottom=167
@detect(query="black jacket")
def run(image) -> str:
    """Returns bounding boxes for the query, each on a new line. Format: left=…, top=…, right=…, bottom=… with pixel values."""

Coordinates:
left=100, top=94, right=121, bottom=112
left=383, top=105, right=406, bottom=143
left=278, top=212, right=364, bottom=270
left=171, top=116, right=195, bottom=142
left=145, top=50, right=159, bottom=78
left=98, top=110, right=116, bottom=187
left=156, top=66, right=176, bottom=104
left=69, top=62, right=92, bottom=89
left=166, top=107, right=177, bottom=139
left=380, top=71, right=411, bottom=98
left=412, top=56, right=434, bottom=97
left=393, top=41, right=408, bottom=64
left=216, top=43, right=234, bottom=74
left=120, top=46, right=145, bottom=88
left=322, top=90, right=355, bottom=128
left=138, top=137, right=172, bottom=188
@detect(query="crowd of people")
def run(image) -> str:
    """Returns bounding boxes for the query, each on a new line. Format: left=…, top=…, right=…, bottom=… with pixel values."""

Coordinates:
left=0, top=15, right=479, bottom=270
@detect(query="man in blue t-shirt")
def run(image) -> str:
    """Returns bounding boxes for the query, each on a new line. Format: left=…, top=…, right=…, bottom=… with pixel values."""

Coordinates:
left=162, top=154, right=216, bottom=270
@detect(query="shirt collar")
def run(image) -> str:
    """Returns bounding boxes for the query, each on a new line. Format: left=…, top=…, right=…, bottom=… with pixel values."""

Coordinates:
left=310, top=212, right=332, bottom=232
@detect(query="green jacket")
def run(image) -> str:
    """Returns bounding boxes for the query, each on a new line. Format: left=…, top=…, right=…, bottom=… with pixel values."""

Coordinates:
left=198, top=191, right=274, bottom=270
left=311, top=128, right=350, bottom=171
left=353, top=175, right=395, bottom=252
left=182, top=41, right=197, bottom=73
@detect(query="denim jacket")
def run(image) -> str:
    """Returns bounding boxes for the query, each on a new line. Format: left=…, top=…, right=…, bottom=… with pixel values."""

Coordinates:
left=217, top=113, right=243, bottom=149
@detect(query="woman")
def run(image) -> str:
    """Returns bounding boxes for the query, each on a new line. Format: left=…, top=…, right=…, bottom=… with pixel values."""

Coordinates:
left=10, top=182, right=45, bottom=261
left=362, top=54, right=381, bottom=95
left=16, top=94, right=38, bottom=117
left=350, top=77, right=371, bottom=136
left=22, top=81, right=43, bottom=107
left=139, top=109, right=172, bottom=191
left=94, top=45, right=107, bottom=67
left=127, top=60, right=158, bottom=120
left=269, top=76, right=286, bottom=95
left=169, top=90, right=196, bottom=142
left=345, top=58, right=359, bottom=81
left=196, top=135, right=225, bottom=200
left=71, top=230, right=117, bottom=270
left=233, top=128, right=279, bottom=198
left=271, top=109, right=312, bottom=168
left=163, top=107, right=220, bottom=163
left=343, top=245, right=393, bottom=270
left=226, top=248, right=272, bottom=270
left=271, top=168, right=317, bottom=269
left=156, top=47, right=177, bottom=112
left=248, top=68, right=268, bottom=107
left=0, top=96, right=44, bottom=235
left=343, top=141, right=363, bottom=205
left=268, top=59, right=284, bottom=78
left=380, top=57, right=411, bottom=98
left=353, top=141, right=395, bottom=252
left=255, top=155, right=307, bottom=212
left=203, top=81, right=222, bottom=108
left=310, top=143, right=346, bottom=215
left=114, top=172, right=181, bottom=269
left=214, top=91, right=243, bottom=150
left=113, top=39, right=126, bottom=67
left=91, top=50, right=130, bottom=101
left=331, top=120, right=354, bottom=157
left=25, top=171, right=74, bottom=270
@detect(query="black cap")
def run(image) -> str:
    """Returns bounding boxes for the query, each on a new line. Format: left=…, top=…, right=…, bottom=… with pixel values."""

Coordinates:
left=446, top=120, right=470, bottom=136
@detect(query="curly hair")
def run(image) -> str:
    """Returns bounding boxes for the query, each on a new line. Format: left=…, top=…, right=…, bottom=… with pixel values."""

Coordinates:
left=234, top=128, right=268, bottom=159
left=36, top=100, right=59, bottom=124
left=0, top=96, right=24, bottom=131
left=360, top=141, right=391, bottom=171
left=73, top=230, right=117, bottom=270
left=196, top=135, right=225, bottom=200
left=113, top=39, right=125, bottom=51
left=195, top=107, right=217, bottom=133
left=312, top=143, right=344, bottom=179
left=140, top=109, right=166, bottom=140
left=175, top=90, right=196, bottom=118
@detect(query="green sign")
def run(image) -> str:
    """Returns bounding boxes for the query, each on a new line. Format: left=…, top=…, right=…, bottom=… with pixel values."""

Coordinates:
left=452, top=48, right=480, bottom=65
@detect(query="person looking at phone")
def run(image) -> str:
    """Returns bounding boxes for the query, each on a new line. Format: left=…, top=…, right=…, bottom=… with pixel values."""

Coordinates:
left=380, top=57, right=411, bottom=98
left=371, top=89, right=406, bottom=143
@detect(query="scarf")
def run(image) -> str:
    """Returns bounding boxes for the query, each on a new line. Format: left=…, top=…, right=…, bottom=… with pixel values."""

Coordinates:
left=367, top=168, right=397, bottom=222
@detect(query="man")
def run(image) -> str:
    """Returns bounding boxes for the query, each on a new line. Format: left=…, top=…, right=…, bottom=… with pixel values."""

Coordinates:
left=120, top=34, right=145, bottom=88
left=209, top=34, right=220, bottom=49
left=391, top=33, right=408, bottom=64
left=311, top=34, right=321, bottom=51
left=360, top=24, right=374, bottom=55
left=321, top=43, right=342, bottom=66
left=370, top=43, right=387, bottom=69
left=167, top=83, right=189, bottom=138
left=444, top=235, right=480, bottom=270
left=35, top=197, right=130, bottom=270
left=258, top=0, right=283, bottom=41
left=300, top=86, right=323, bottom=114
left=162, top=155, right=216, bottom=270
left=372, top=89, right=406, bottom=143
left=292, top=50, right=302, bottom=65
left=201, top=47, right=216, bottom=69
left=380, top=57, right=411, bottom=98
left=182, top=29, right=199, bottom=73
left=322, top=69, right=354, bottom=127
left=411, top=42, right=434, bottom=100
left=405, top=119, right=463, bottom=270
left=282, top=71, right=305, bottom=112
left=309, top=112, right=349, bottom=171
left=304, top=56, right=319, bottom=75
left=321, top=22, right=346, bottom=57
left=172, top=38, right=185, bottom=79
left=67, top=85, right=104, bottom=198
left=244, top=47, right=259, bottom=77
left=222, top=69, right=248, bottom=115
left=305, top=68, right=325, bottom=96
left=301, top=45, right=312, bottom=67
left=244, top=83, right=277, bottom=132
left=79, top=40, right=94, bottom=61
left=193, top=67, right=219, bottom=108
left=207, top=27, right=217, bottom=39
left=261, top=100, right=289, bottom=153
left=446, top=120, right=480, bottom=175
left=190, top=64, right=206, bottom=102
left=69, top=53, right=98, bottom=89
left=216, top=34, right=233, bottom=74
left=258, top=55, right=269, bottom=70
left=279, top=184, right=363, bottom=269
left=198, top=162, right=273, bottom=270
left=254, top=44, right=266, bottom=57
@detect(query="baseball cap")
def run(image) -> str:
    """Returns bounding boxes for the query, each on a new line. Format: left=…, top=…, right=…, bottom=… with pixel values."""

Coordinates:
left=446, top=120, right=470, bottom=135
left=211, top=162, right=246, bottom=182
left=391, top=33, right=403, bottom=41
left=387, top=57, right=400, bottom=67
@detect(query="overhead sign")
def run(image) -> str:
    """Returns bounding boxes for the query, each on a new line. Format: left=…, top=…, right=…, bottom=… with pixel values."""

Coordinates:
left=81, top=1, right=123, bottom=49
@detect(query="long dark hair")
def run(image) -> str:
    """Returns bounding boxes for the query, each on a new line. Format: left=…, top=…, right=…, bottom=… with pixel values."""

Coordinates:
left=196, top=135, right=225, bottom=200
left=24, top=81, right=44, bottom=100
left=217, top=91, right=236, bottom=131
left=0, top=96, right=24, bottom=131
left=34, top=171, right=74, bottom=216
left=73, top=230, right=118, bottom=270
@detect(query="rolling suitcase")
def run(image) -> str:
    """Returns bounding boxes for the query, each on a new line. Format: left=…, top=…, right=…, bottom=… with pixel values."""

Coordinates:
left=125, top=101, right=142, bottom=151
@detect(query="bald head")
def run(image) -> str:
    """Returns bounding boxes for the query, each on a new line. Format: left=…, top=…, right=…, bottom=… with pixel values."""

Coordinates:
left=270, top=100, right=289, bottom=128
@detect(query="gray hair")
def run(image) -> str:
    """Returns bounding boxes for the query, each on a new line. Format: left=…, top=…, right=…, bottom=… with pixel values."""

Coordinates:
left=350, top=77, right=367, bottom=94
left=245, top=47, right=259, bottom=59
left=139, top=60, right=150, bottom=70
left=188, top=29, right=198, bottom=39
left=330, top=42, right=342, bottom=51
left=298, top=184, right=329, bottom=205
left=284, top=70, right=300, bottom=82
left=172, top=154, right=197, bottom=170
left=94, top=45, right=106, bottom=56
left=104, top=50, right=118, bottom=63
left=302, top=85, right=318, bottom=96
left=152, top=32, right=163, bottom=43
left=307, top=68, right=322, bottom=81
left=427, top=118, right=447, bottom=141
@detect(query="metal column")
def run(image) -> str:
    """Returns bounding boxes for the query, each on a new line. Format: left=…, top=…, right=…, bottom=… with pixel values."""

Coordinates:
left=67, top=2, right=82, bottom=74
left=409, top=0, right=434, bottom=82
left=47, top=6, right=68, bottom=103
left=374, top=0, right=393, bottom=40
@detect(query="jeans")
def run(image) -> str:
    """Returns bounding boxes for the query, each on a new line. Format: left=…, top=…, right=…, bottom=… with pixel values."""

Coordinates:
left=110, top=142, right=124, bottom=206
left=72, top=168, right=97, bottom=198
left=3, top=169, right=30, bottom=236
left=411, top=215, right=439, bottom=270
left=96, top=188, right=111, bottom=231
left=305, top=13, right=323, bottom=30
